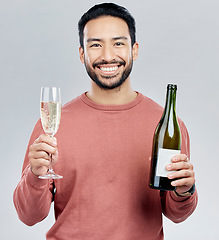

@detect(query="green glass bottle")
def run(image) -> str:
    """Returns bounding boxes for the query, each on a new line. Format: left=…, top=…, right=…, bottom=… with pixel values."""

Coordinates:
left=149, top=84, right=181, bottom=191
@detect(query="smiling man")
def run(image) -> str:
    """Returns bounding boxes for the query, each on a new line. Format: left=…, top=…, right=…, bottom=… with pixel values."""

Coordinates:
left=14, top=3, right=198, bottom=240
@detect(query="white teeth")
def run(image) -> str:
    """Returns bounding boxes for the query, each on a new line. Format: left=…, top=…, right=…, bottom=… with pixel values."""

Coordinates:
left=100, top=66, right=118, bottom=72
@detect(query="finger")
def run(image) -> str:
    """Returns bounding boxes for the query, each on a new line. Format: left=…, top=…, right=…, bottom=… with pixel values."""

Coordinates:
left=31, top=142, right=57, bottom=155
left=29, top=150, right=50, bottom=161
left=171, top=176, right=195, bottom=187
left=35, top=134, right=57, bottom=147
left=32, top=157, right=50, bottom=167
left=166, top=161, right=193, bottom=172
left=167, top=169, right=194, bottom=180
left=171, top=154, right=189, bottom=163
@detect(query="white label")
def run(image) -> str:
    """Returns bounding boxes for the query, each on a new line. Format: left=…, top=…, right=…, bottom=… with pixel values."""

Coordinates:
left=156, top=148, right=181, bottom=177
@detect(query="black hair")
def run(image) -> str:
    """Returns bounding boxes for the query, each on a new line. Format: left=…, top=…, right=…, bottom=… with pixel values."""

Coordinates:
left=78, top=3, right=136, bottom=49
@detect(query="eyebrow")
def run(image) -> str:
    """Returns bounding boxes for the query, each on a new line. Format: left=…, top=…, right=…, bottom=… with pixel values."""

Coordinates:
left=113, top=36, right=128, bottom=41
left=86, top=36, right=128, bottom=43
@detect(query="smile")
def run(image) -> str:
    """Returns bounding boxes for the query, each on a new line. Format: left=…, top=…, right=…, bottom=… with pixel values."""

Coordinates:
left=100, top=66, right=119, bottom=72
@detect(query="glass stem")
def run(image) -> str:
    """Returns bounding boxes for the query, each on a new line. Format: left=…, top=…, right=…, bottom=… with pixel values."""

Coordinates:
left=48, top=134, right=54, bottom=173
left=48, top=153, right=53, bottom=173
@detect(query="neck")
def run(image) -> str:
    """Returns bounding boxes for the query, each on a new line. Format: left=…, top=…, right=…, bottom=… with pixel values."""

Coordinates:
left=86, top=78, right=137, bottom=105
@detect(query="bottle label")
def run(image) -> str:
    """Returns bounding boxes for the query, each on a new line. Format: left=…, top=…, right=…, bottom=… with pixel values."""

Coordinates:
left=156, top=148, right=181, bottom=177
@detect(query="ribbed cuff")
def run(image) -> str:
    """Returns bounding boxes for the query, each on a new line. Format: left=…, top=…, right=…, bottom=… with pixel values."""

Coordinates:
left=170, top=190, right=192, bottom=202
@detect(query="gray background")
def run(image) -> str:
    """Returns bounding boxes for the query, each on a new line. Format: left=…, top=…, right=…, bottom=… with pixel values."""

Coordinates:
left=1, top=0, right=218, bottom=239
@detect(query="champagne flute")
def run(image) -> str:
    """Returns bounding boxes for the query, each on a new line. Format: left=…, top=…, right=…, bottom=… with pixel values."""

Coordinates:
left=39, top=87, right=63, bottom=179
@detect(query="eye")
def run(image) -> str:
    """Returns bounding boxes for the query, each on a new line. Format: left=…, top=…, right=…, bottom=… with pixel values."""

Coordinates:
left=90, top=43, right=101, bottom=48
left=114, top=42, right=125, bottom=47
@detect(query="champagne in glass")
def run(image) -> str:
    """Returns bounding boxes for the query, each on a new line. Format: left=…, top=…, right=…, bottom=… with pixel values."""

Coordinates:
left=39, top=87, right=63, bottom=179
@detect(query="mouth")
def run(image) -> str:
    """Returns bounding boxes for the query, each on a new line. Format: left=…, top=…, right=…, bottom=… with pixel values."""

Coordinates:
left=99, top=66, right=119, bottom=74
left=94, top=61, right=125, bottom=76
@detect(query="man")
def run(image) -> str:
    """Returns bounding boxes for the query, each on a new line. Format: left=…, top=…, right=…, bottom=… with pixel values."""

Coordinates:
left=13, top=3, right=197, bottom=240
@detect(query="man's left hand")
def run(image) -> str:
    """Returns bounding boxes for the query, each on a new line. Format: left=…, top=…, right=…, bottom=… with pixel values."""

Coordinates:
left=166, top=154, right=195, bottom=195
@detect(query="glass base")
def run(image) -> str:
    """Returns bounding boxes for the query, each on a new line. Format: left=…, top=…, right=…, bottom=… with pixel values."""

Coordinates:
left=39, top=170, right=63, bottom=179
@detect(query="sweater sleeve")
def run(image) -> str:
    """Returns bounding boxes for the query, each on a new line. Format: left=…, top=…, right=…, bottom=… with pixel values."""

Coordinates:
left=160, top=119, right=198, bottom=223
left=160, top=190, right=198, bottom=223
left=13, top=120, right=54, bottom=226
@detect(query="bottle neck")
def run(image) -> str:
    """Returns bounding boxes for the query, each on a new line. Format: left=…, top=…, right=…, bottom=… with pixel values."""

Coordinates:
left=163, top=85, right=177, bottom=119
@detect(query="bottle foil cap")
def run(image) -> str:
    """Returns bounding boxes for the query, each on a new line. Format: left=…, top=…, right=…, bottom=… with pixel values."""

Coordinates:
left=167, top=84, right=177, bottom=90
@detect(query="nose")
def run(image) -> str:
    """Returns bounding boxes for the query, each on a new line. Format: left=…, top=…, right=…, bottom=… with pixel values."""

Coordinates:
left=101, top=44, right=116, bottom=62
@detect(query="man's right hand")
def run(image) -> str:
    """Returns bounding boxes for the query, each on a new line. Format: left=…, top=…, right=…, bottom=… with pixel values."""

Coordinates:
left=28, top=134, right=58, bottom=177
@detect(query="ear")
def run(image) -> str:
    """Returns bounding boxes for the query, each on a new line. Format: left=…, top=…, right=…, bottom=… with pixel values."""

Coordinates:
left=132, top=42, right=139, bottom=61
left=79, top=46, right=85, bottom=63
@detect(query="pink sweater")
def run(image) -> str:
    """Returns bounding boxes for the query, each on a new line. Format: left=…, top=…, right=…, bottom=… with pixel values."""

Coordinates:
left=13, top=92, right=198, bottom=240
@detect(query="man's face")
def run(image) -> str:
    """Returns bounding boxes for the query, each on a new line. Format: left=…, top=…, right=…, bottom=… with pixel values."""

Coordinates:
left=79, top=16, right=138, bottom=90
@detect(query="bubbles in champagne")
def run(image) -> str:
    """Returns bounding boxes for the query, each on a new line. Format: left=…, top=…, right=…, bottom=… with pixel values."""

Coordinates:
left=40, top=102, right=61, bottom=136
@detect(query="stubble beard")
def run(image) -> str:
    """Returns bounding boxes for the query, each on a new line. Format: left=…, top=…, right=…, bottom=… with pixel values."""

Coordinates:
left=84, top=59, right=133, bottom=90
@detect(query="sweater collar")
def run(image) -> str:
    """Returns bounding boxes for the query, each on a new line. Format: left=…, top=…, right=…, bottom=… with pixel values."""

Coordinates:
left=80, top=92, right=144, bottom=111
